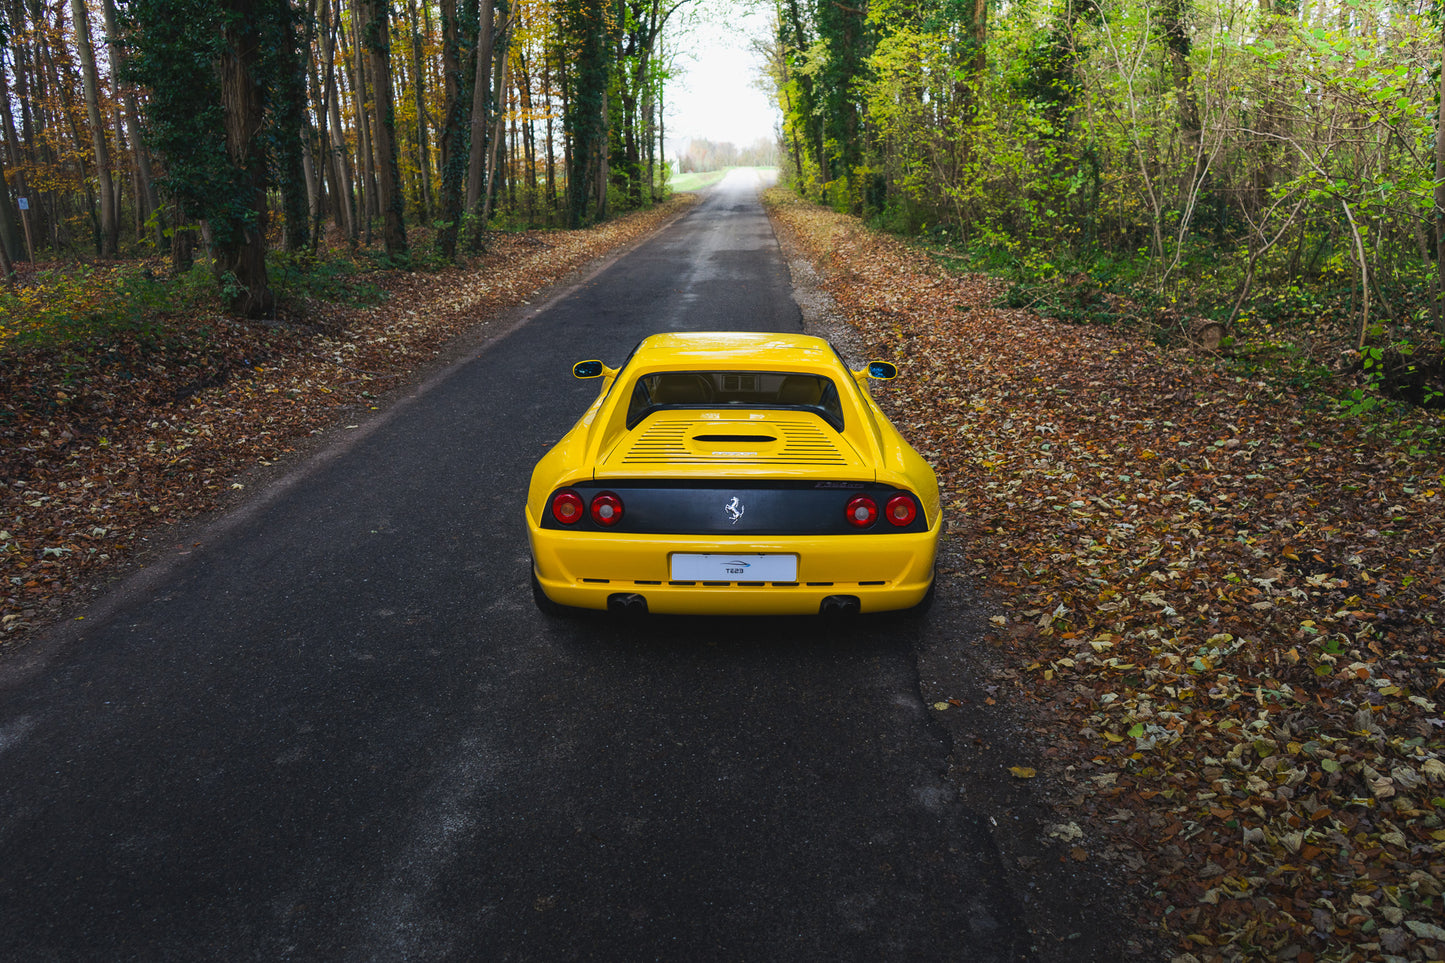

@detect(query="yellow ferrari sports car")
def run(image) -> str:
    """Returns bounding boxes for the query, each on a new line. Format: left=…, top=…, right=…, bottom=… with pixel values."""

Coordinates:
left=526, top=332, right=941, bottom=616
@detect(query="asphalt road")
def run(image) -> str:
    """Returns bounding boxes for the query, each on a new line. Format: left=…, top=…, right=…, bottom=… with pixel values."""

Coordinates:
left=0, top=172, right=1130, bottom=961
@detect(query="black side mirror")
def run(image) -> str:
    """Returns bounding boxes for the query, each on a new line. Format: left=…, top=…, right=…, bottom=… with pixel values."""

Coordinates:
left=572, top=360, right=605, bottom=379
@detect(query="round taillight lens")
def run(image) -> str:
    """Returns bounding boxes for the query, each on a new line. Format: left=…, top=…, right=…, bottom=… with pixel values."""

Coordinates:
left=885, top=494, right=917, bottom=527
left=551, top=491, right=585, bottom=525
left=590, top=492, right=624, bottom=526
left=845, top=495, right=878, bottom=528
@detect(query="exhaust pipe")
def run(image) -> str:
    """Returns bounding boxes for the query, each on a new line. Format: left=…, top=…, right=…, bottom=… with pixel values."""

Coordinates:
left=819, top=595, right=860, bottom=617
left=607, top=593, right=649, bottom=616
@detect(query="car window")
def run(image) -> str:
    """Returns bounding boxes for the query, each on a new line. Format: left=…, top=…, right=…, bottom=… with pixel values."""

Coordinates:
left=626, top=371, right=845, bottom=429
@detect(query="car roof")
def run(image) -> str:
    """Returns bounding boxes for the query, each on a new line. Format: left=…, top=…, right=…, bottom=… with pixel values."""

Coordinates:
left=629, top=332, right=845, bottom=372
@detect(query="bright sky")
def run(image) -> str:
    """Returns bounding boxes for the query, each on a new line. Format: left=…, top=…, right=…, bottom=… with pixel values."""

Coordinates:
left=665, top=9, right=780, bottom=150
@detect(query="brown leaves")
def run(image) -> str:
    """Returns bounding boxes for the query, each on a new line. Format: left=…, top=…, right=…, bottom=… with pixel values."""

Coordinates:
left=766, top=191, right=1445, bottom=961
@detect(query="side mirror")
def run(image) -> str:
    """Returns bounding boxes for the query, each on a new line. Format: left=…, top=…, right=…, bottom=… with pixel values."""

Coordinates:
left=865, top=360, right=898, bottom=380
left=572, top=360, right=605, bottom=379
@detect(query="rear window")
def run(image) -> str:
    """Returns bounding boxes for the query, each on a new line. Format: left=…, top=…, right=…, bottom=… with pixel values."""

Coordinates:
left=626, top=371, right=844, bottom=429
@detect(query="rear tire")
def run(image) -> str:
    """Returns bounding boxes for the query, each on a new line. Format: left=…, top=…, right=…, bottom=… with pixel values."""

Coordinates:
left=906, top=572, right=937, bottom=617
left=531, top=566, right=574, bottom=618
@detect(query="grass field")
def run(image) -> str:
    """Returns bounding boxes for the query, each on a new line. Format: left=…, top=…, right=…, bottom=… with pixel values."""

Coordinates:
left=668, top=167, right=777, bottom=193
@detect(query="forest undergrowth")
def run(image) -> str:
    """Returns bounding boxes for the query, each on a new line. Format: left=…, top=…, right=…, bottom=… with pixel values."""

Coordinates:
left=766, top=189, right=1445, bottom=963
left=0, top=197, right=695, bottom=639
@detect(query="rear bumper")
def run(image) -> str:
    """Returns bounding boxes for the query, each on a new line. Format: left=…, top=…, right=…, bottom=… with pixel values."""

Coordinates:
left=527, top=517, right=940, bottom=615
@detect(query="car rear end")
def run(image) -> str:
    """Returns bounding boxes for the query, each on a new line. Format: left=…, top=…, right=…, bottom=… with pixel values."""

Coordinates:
left=528, top=408, right=939, bottom=615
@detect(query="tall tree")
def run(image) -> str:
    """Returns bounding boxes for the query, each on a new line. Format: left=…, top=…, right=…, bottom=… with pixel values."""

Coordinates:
left=776, top=0, right=826, bottom=187
left=478, top=13, right=511, bottom=228
left=0, top=44, right=22, bottom=260
left=316, top=0, right=359, bottom=243
left=466, top=0, right=498, bottom=221
left=0, top=156, right=19, bottom=265
left=262, top=0, right=311, bottom=252
left=814, top=0, right=870, bottom=188
left=4, top=1, right=51, bottom=253
left=121, top=0, right=308, bottom=315
left=405, top=0, right=434, bottom=220
left=361, top=0, right=408, bottom=255
left=100, top=0, right=164, bottom=248
left=71, top=0, right=118, bottom=256
left=1436, top=13, right=1445, bottom=332
left=559, top=0, right=614, bottom=226
left=213, top=0, right=275, bottom=312
left=435, top=0, right=477, bottom=258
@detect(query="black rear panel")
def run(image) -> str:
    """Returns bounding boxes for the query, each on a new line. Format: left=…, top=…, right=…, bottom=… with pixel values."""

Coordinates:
left=539, top=481, right=928, bottom=535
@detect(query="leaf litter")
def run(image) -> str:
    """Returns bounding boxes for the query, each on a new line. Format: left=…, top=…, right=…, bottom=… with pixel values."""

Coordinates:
left=765, top=190, right=1445, bottom=963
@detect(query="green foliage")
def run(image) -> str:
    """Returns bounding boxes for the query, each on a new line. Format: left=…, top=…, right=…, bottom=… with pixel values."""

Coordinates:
left=0, top=251, right=389, bottom=358
left=0, top=263, right=217, bottom=354
left=118, top=0, right=231, bottom=223
left=119, top=0, right=308, bottom=313
left=267, top=250, right=387, bottom=306
left=796, top=0, right=1442, bottom=310
left=769, top=0, right=1445, bottom=427
left=866, top=200, right=927, bottom=236
left=557, top=0, right=619, bottom=227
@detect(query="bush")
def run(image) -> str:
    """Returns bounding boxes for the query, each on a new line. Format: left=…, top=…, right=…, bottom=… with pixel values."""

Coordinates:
left=0, top=263, right=210, bottom=353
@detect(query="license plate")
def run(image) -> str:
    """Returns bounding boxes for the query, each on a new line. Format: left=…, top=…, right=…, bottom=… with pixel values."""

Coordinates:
left=670, top=553, right=798, bottom=581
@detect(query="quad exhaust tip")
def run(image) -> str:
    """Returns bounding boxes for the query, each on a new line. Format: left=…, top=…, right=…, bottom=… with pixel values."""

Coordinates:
left=605, top=593, right=860, bottom=616
left=607, top=593, right=649, bottom=616
left=819, top=595, right=860, bottom=617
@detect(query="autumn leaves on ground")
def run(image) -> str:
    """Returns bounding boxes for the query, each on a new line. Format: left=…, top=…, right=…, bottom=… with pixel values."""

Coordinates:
left=6, top=193, right=1445, bottom=961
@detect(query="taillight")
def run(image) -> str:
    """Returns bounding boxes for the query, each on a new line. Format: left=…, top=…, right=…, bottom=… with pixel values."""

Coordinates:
left=885, top=494, right=917, bottom=527
left=590, top=492, right=624, bottom=526
left=551, top=491, right=585, bottom=524
left=845, top=495, right=878, bottom=528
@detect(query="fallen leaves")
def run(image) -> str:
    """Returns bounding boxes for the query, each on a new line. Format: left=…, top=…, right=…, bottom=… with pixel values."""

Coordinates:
left=765, top=189, right=1445, bottom=962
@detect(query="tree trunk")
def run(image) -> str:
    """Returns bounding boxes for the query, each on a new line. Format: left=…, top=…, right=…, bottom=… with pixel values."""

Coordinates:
left=643, top=56, right=655, bottom=203
left=344, top=7, right=376, bottom=242
left=215, top=5, right=275, bottom=316
left=1159, top=0, right=1205, bottom=213
left=319, top=0, right=358, bottom=242
left=270, top=0, right=311, bottom=252
left=595, top=85, right=609, bottom=221
left=466, top=0, right=497, bottom=217
left=362, top=0, right=408, bottom=256
left=1435, top=18, right=1445, bottom=334
left=102, top=0, right=163, bottom=248
left=407, top=0, right=433, bottom=221
left=38, top=6, right=95, bottom=254
left=0, top=156, right=19, bottom=264
left=781, top=0, right=823, bottom=185
left=302, top=137, right=321, bottom=231
left=544, top=50, right=557, bottom=214
left=73, top=0, right=118, bottom=256
left=0, top=197, right=14, bottom=279
left=434, top=0, right=472, bottom=259
left=4, top=4, right=48, bottom=253
left=0, top=51, right=21, bottom=258
left=479, top=16, right=511, bottom=228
